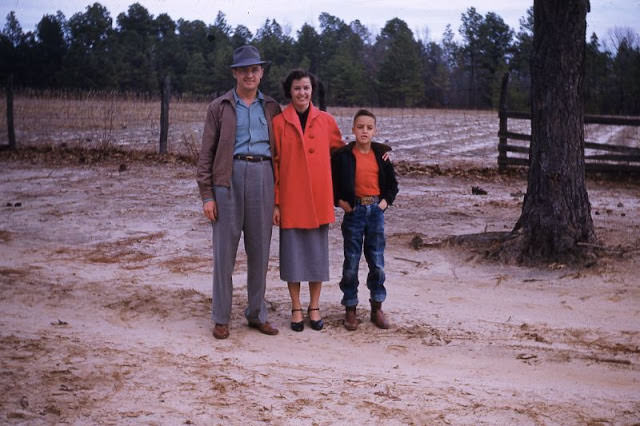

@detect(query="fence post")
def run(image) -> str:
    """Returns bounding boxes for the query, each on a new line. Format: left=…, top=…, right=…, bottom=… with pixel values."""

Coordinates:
left=498, top=72, right=509, bottom=172
left=5, top=74, right=16, bottom=150
left=159, top=75, right=170, bottom=154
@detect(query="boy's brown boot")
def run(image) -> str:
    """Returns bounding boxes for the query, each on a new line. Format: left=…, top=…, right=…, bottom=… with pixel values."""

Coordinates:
left=370, top=300, right=390, bottom=329
left=344, top=306, right=358, bottom=331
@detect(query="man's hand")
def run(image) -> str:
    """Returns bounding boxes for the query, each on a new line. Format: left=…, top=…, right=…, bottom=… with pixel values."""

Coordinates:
left=273, top=206, right=281, bottom=226
left=382, top=151, right=392, bottom=162
left=338, top=199, right=353, bottom=213
left=203, top=200, right=217, bottom=222
left=378, top=199, right=388, bottom=211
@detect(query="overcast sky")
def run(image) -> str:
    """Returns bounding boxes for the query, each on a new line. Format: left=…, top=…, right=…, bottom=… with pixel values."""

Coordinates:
left=2, top=0, right=639, bottom=44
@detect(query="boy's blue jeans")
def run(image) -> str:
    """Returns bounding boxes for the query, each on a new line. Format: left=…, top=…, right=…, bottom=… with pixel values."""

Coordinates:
left=339, top=201, right=386, bottom=307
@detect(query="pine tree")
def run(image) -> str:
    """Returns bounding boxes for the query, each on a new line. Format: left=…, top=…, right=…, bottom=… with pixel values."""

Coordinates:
left=376, top=18, right=424, bottom=107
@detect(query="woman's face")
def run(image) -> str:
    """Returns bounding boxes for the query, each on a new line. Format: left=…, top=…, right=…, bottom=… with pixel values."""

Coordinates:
left=290, top=77, right=312, bottom=112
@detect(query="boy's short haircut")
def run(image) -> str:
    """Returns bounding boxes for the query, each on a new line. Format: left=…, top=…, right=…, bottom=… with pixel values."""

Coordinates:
left=353, top=109, right=376, bottom=125
left=282, top=69, right=317, bottom=99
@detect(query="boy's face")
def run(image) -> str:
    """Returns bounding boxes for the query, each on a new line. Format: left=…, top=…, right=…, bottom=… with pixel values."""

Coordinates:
left=352, top=115, right=376, bottom=146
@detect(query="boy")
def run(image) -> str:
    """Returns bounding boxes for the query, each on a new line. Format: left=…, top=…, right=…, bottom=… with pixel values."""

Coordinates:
left=332, top=109, right=399, bottom=331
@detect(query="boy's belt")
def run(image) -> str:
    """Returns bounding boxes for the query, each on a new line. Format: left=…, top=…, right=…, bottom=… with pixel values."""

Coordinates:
left=233, top=154, right=271, bottom=162
left=356, top=195, right=379, bottom=205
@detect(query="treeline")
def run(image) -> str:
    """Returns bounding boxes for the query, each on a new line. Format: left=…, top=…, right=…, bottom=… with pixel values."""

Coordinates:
left=1, top=2, right=639, bottom=114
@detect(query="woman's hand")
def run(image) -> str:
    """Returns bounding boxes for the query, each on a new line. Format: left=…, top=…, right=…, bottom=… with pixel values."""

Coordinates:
left=378, top=199, right=388, bottom=211
left=382, top=151, right=392, bottom=162
left=273, top=205, right=281, bottom=226
left=203, top=200, right=217, bottom=222
left=338, top=200, right=353, bottom=213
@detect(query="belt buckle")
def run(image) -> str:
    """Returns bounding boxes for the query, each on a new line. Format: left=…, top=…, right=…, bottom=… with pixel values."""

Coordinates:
left=245, top=155, right=256, bottom=161
left=360, top=196, right=374, bottom=205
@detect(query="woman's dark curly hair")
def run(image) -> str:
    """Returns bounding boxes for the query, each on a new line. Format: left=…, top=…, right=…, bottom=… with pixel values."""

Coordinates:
left=282, top=69, right=317, bottom=99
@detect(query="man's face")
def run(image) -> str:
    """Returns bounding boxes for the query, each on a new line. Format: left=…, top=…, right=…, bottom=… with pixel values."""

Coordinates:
left=232, top=65, right=264, bottom=93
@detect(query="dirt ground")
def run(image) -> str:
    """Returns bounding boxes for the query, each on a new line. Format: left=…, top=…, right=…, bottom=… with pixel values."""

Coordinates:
left=1, top=149, right=639, bottom=425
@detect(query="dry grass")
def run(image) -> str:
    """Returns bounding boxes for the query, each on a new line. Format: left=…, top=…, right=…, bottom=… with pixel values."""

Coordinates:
left=0, top=93, right=206, bottom=157
left=179, top=132, right=200, bottom=164
left=0, top=144, right=196, bottom=167
left=0, top=230, right=12, bottom=242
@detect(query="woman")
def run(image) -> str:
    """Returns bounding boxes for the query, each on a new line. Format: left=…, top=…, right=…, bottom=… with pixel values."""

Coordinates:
left=272, top=69, right=344, bottom=332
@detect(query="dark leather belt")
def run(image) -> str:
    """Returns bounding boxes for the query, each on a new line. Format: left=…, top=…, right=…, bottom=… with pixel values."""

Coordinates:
left=233, top=154, right=271, bottom=162
left=356, top=195, right=380, bottom=205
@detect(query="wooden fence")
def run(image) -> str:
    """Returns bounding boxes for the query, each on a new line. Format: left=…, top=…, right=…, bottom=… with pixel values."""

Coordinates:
left=498, top=73, right=640, bottom=173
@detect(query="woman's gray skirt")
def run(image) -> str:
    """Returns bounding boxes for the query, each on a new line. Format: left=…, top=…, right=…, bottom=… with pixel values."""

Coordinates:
left=279, top=225, right=329, bottom=282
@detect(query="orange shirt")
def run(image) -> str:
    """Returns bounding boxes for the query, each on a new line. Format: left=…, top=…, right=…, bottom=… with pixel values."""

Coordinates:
left=353, top=148, right=380, bottom=197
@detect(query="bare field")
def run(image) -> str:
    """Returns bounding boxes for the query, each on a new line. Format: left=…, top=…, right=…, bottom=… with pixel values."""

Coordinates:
left=3, top=95, right=638, bottom=166
left=1, top=100, right=639, bottom=424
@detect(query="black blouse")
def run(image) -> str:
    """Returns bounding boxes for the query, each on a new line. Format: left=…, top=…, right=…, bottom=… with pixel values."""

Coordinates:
left=296, top=107, right=310, bottom=134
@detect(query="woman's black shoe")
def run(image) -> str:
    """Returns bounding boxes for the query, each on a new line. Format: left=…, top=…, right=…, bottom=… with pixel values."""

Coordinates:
left=307, top=307, right=324, bottom=331
left=291, top=308, right=304, bottom=332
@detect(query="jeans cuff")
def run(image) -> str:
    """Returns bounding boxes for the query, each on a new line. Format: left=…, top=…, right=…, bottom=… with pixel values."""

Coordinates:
left=341, top=297, right=358, bottom=307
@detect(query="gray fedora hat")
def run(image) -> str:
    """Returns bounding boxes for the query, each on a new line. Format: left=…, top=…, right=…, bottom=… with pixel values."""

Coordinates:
left=230, top=45, right=270, bottom=68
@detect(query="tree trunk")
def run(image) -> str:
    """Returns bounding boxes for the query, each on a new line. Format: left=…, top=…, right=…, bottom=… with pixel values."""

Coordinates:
left=515, top=0, right=596, bottom=263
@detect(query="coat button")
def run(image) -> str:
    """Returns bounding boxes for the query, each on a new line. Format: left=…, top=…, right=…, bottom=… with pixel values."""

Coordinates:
left=308, top=148, right=315, bottom=154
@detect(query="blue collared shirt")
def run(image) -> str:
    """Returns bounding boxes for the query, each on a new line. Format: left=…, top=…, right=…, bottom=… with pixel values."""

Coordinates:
left=233, top=90, right=271, bottom=157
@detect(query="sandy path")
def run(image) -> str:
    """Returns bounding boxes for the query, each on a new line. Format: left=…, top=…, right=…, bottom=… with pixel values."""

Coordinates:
left=1, top=159, right=639, bottom=425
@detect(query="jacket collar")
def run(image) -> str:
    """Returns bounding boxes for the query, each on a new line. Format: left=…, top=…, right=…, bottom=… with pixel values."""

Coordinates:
left=345, top=141, right=392, bottom=155
left=221, top=89, right=236, bottom=104
left=282, top=102, right=321, bottom=135
left=232, top=88, right=264, bottom=106
left=221, top=88, right=275, bottom=108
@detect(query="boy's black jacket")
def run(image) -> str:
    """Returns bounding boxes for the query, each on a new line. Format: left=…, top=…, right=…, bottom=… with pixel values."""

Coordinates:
left=331, top=141, right=399, bottom=207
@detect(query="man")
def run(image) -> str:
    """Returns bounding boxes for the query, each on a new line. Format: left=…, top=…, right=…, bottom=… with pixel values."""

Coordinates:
left=196, top=45, right=281, bottom=339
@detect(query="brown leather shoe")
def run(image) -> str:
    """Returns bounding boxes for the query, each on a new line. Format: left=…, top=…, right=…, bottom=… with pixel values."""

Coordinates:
left=212, top=323, right=229, bottom=339
left=370, top=300, right=390, bottom=329
left=344, top=306, right=358, bottom=331
left=248, top=321, right=279, bottom=336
